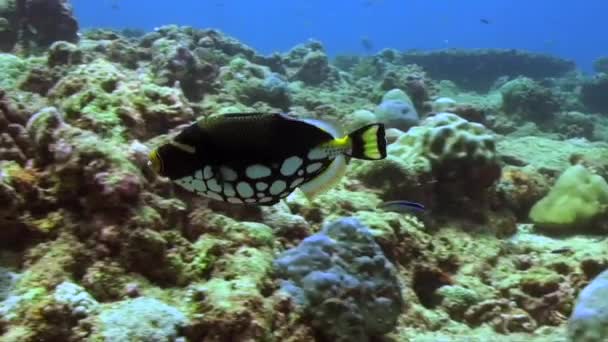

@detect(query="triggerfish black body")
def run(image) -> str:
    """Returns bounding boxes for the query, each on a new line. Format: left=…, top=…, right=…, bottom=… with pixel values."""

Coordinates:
left=148, top=112, right=387, bottom=205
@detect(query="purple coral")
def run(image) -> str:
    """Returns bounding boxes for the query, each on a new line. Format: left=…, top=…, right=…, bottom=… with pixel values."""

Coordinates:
left=274, top=217, right=403, bottom=342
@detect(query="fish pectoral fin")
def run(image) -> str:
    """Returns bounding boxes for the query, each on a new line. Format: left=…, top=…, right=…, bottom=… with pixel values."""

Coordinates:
left=299, top=155, right=348, bottom=201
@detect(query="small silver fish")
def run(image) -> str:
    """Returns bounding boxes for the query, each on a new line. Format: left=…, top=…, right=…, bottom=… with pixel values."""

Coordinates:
left=378, top=200, right=426, bottom=213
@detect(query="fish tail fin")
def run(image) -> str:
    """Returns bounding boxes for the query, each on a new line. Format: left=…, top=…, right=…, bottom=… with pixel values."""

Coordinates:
left=346, top=123, right=387, bottom=160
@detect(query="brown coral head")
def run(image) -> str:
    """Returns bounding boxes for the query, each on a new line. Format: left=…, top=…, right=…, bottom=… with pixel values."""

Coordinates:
left=475, top=163, right=502, bottom=188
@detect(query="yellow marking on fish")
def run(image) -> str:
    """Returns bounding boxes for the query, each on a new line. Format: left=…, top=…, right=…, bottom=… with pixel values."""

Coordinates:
left=361, top=125, right=381, bottom=159
left=321, top=136, right=351, bottom=149
left=148, top=149, right=163, bottom=173
left=363, top=125, right=378, bottom=141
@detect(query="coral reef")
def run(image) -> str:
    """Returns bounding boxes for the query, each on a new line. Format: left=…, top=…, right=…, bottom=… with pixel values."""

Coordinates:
left=366, top=112, right=501, bottom=200
left=0, top=0, right=78, bottom=52
left=275, top=217, right=403, bottom=342
left=568, top=269, right=608, bottom=342
left=95, top=297, right=187, bottom=341
left=0, top=19, right=607, bottom=342
left=593, top=56, right=608, bottom=74
left=581, top=73, right=608, bottom=114
left=529, top=164, right=608, bottom=233
left=284, top=40, right=334, bottom=86
left=407, top=113, right=499, bottom=187
left=554, top=111, right=595, bottom=140
left=398, top=49, right=575, bottom=91
left=335, top=52, right=437, bottom=114
left=374, top=88, right=419, bottom=131
left=0, top=89, right=34, bottom=164
left=149, top=33, right=218, bottom=101
left=500, top=77, right=561, bottom=121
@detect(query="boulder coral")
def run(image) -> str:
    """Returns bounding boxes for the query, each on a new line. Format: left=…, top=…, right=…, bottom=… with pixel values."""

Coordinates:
left=529, top=164, right=608, bottom=232
left=352, top=112, right=501, bottom=220
left=284, top=40, right=333, bottom=86
left=500, top=77, right=561, bottom=121
left=374, top=88, right=419, bottom=131
left=274, top=217, right=403, bottom=342
left=397, top=112, right=500, bottom=190
left=568, top=268, right=608, bottom=342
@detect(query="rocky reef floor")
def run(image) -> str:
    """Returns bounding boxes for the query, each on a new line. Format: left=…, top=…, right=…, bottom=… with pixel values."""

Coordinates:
left=0, top=19, right=608, bottom=342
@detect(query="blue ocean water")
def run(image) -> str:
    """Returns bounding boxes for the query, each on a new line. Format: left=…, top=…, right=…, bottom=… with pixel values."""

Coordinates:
left=73, top=0, right=608, bottom=74
left=70, top=0, right=608, bottom=73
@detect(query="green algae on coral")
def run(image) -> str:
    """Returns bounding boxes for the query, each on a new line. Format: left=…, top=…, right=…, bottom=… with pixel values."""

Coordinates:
left=14, top=233, right=86, bottom=292
left=0, top=53, right=27, bottom=89
left=23, top=211, right=64, bottom=235
left=530, top=164, right=608, bottom=232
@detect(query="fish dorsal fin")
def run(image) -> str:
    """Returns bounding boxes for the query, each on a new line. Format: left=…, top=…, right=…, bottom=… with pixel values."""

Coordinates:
left=299, top=155, right=348, bottom=201
left=299, top=118, right=344, bottom=138
left=199, top=113, right=340, bottom=138
left=200, top=112, right=277, bottom=127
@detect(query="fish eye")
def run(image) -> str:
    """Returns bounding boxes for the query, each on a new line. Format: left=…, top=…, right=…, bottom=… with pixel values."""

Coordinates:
left=148, top=149, right=163, bottom=174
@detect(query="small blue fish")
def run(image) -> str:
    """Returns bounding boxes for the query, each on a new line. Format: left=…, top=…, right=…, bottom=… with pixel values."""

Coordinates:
left=378, top=200, right=425, bottom=213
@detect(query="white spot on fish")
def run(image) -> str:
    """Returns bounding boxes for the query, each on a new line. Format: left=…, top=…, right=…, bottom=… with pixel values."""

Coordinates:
left=237, top=182, right=254, bottom=198
left=307, top=148, right=327, bottom=160
left=223, top=182, right=236, bottom=197
left=297, top=170, right=304, bottom=176
left=245, top=198, right=257, bottom=203
left=178, top=183, right=194, bottom=192
left=176, top=177, right=194, bottom=191
left=280, top=156, right=303, bottom=176
left=207, top=178, right=222, bottom=193
left=206, top=192, right=223, bottom=201
left=203, top=166, right=213, bottom=180
left=256, top=182, right=268, bottom=191
left=227, top=197, right=243, bottom=204
left=257, top=193, right=265, bottom=198
left=220, top=166, right=238, bottom=181
left=306, top=162, right=323, bottom=173
left=192, top=179, right=207, bottom=192
left=291, top=177, right=305, bottom=188
left=270, top=180, right=287, bottom=195
left=195, top=170, right=203, bottom=180
left=260, top=197, right=273, bottom=203
left=246, top=164, right=272, bottom=179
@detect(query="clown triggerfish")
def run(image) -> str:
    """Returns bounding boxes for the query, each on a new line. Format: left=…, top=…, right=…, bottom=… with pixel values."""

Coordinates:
left=148, top=112, right=387, bottom=205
